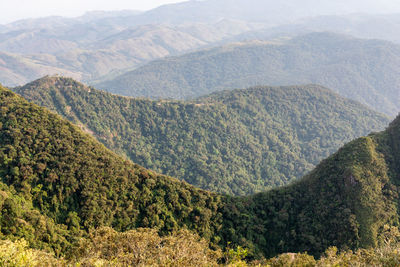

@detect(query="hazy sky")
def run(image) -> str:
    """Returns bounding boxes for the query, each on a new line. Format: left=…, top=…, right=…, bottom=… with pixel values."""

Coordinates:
left=0, top=0, right=186, bottom=24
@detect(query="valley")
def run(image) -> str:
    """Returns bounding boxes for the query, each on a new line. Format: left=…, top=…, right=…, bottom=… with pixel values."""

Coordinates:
left=2, top=0, right=400, bottom=266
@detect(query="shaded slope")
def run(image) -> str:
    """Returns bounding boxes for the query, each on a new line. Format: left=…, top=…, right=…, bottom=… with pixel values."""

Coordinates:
left=14, top=76, right=389, bottom=195
left=97, top=32, right=400, bottom=116
left=222, top=123, right=399, bottom=257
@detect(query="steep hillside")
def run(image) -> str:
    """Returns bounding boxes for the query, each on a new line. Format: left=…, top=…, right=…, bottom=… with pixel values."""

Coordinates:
left=14, top=77, right=389, bottom=195
left=0, top=84, right=224, bottom=253
left=221, top=114, right=400, bottom=257
left=4, top=81, right=400, bottom=261
left=97, top=32, right=400, bottom=116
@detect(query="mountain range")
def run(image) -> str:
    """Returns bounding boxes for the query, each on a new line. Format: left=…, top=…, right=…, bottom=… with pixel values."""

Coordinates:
left=3, top=77, right=400, bottom=262
left=3, top=2, right=400, bottom=91
left=0, top=11, right=263, bottom=86
left=230, top=13, right=400, bottom=44
left=97, top=32, right=400, bottom=116
left=4, top=0, right=400, bottom=264
left=13, top=76, right=389, bottom=195
left=100, top=0, right=400, bottom=25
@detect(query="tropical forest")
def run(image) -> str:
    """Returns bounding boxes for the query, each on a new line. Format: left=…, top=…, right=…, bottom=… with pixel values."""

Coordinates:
left=2, top=0, right=400, bottom=266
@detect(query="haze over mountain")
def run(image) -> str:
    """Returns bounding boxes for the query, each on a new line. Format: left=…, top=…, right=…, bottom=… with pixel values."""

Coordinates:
left=5, top=0, right=400, bottom=265
left=122, top=0, right=400, bottom=25
left=97, top=32, right=400, bottom=116
left=0, top=10, right=263, bottom=86
left=227, top=13, right=400, bottom=44
left=4, top=0, right=400, bottom=27
left=14, top=76, right=389, bottom=195
left=3, top=1, right=400, bottom=89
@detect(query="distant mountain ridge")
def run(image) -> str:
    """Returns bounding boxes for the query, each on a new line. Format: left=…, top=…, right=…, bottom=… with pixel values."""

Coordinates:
left=0, top=12, right=262, bottom=86
left=229, top=13, right=400, bottom=45
left=97, top=32, right=400, bottom=116
left=117, top=0, right=400, bottom=25
left=3, top=2, right=400, bottom=88
left=14, top=76, right=389, bottom=195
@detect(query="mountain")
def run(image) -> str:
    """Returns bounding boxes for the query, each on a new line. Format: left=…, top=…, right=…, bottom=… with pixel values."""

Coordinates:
left=230, top=13, right=400, bottom=45
left=14, top=76, right=389, bottom=195
left=97, top=32, right=400, bottom=116
left=4, top=80, right=400, bottom=262
left=121, top=0, right=400, bottom=25
left=222, top=122, right=399, bottom=257
left=0, top=52, right=83, bottom=86
left=4, top=2, right=400, bottom=89
left=0, top=12, right=262, bottom=87
left=0, top=83, right=226, bottom=255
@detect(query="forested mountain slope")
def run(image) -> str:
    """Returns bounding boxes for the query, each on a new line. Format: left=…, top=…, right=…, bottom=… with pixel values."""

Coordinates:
left=14, top=76, right=389, bottom=195
left=0, top=84, right=225, bottom=254
left=223, top=114, right=400, bottom=258
left=97, top=32, right=400, bottom=116
left=4, top=81, right=400, bottom=262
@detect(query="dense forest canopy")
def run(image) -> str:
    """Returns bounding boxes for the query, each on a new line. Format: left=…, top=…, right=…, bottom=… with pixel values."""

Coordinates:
left=14, top=76, right=389, bottom=195
left=0, top=84, right=225, bottom=253
left=3, top=82, right=400, bottom=263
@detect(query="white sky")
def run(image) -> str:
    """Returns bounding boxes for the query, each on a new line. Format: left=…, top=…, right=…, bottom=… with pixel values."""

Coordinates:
left=0, top=0, right=186, bottom=24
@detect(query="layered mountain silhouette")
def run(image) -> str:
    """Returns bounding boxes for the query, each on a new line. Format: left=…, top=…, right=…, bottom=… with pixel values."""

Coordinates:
left=97, top=32, right=400, bottom=116
left=0, top=13, right=261, bottom=86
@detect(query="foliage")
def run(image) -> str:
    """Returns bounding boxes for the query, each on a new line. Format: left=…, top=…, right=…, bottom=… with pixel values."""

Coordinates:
left=0, top=239, right=64, bottom=266
left=224, top=244, right=249, bottom=266
left=0, top=228, right=220, bottom=267
left=5, top=81, right=400, bottom=261
left=72, top=227, right=221, bottom=266
left=0, top=181, right=76, bottom=255
left=0, top=85, right=224, bottom=255
left=3, top=235, right=400, bottom=267
left=220, top=133, right=398, bottom=257
left=14, top=76, right=389, bottom=195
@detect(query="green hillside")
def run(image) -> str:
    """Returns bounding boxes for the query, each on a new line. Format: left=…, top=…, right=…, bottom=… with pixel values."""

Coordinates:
left=96, top=32, right=400, bottom=116
left=222, top=135, right=396, bottom=257
left=14, top=76, right=389, bottom=195
left=226, top=113, right=400, bottom=258
left=4, top=81, right=400, bottom=264
left=0, top=84, right=224, bottom=253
